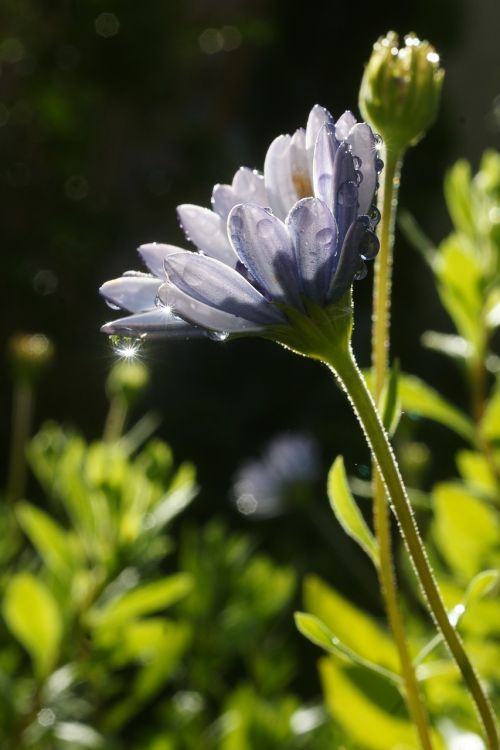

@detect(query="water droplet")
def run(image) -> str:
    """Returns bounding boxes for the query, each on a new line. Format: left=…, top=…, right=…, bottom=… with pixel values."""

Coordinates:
left=106, top=301, right=121, bottom=311
left=315, top=227, right=334, bottom=246
left=369, top=205, right=381, bottom=227
left=110, top=336, right=142, bottom=359
left=337, top=181, right=357, bottom=207
left=359, top=230, right=379, bottom=260
left=374, top=133, right=383, bottom=146
left=375, top=156, right=384, bottom=173
left=352, top=156, right=362, bottom=170
left=256, top=218, right=276, bottom=240
left=353, top=262, right=367, bottom=281
left=354, top=170, right=363, bottom=186
left=208, top=330, right=229, bottom=341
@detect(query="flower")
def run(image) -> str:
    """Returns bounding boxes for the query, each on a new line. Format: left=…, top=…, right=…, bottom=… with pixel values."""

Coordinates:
left=100, top=105, right=382, bottom=354
left=232, top=432, right=320, bottom=518
left=359, top=31, right=444, bottom=153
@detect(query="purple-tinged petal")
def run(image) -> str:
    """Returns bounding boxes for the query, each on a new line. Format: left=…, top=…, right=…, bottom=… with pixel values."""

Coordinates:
left=177, top=204, right=238, bottom=267
left=163, top=251, right=285, bottom=325
left=313, top=123, right=339, bottom=211
left=263, top=134, right=295, bottom=220
left=332, top=142, right=359, bottom=246
left=328, top=216, right=368, bottom=301
left=305, top=104, right=334, bottom=175
left=290, top=128, right=312, bottom=200
left=228, top=204, right=303, bottom=308
left=347, top=123, right=378, bottom=215
left=99, top=276, right=161, bottom=313
left=232, top=167, right=267, bottom=204
left=335, top=110, right=357, bottom=141
left=101, top=309, right=207, bottom=338
left=211, top=184, right=236, bottom=219
left=286, top=197, right=338, bottom=304
left=138, top=243, right=185, bottom=278
left=159, top=283, right=266, bottom=334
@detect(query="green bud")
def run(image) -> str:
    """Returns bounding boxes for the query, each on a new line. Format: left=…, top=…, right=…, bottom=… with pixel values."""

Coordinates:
left=106, top=358, right=150, bottom=406
left=359, top=31, right=444, bottom=153
left=7, top=333, right=54, bottom=384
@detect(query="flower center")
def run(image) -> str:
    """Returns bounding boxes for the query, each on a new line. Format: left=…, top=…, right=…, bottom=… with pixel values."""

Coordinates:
left=292, top=171, right=313, bottom=199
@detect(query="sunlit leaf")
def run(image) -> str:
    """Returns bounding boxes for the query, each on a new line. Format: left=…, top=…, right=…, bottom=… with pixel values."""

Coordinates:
left=456, top=450, right=498, bottom=495
left=398, top=374, right=475, bottom=444
left=303, top=575, right=399, bottom=672
left=432, top=483, right=499, bottom=579
left=295, top=612, right=400, bottom=684
left=89, top=573, right=193, bottom=631
left=444, top=160, right=475, bottom=237
left=481, top=381, right=500, bottom=442
left=3, top=573, right=63, bottom=678
left=17, top=502, right=80, bottom=579
left=327, top=456, right=379, bottom=566
left=319, top=658, right=419, bottom=749
left=421, top=331, right=472, bottom=360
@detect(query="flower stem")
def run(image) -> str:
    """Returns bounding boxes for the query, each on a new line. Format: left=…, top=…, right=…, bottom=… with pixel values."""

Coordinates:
left=103, top=396, right=128, bottom=443
left=369, top=147, right=434, bottom=748
left=329, top=347, right=499, bottom=750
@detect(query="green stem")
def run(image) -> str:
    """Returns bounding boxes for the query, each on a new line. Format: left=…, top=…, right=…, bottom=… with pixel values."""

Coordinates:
left=370, top=147, right=434, bottom=748
left=329, top=347, right=499, bottom=750
left=103, top=396, right=128, bottom=443
left=6, top=380, right=34, bottom=504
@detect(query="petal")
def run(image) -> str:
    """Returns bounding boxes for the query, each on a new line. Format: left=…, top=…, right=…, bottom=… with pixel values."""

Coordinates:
left=305, top=104, right=334, bottom=175
left=332, top=142, right=359, bottom=246
left=163, top=251, right=285, bottom=325
left=347, top=123, right=378, bottom=215
left=290, top=128, right=312, bottom=199
left=160, top=283, right=266, bottom=334
left=232, top=167, right=267, bottom=204
left=263, top=134, right=295, bottom=220
left=286, top=197, right=338, bottom=304
left=101, top=309, right=207, bottom=338
left=177, top=204, right=238, bottom=267
left=335, top=110, right=357, bottom=140
left=328, top=217, right=368, bottom=301
left=211, top=184, right=237, bottom=219
left=138, top=242, right=185, bottom=278
left=313, top=123, right=339, bottom=211
left=228, top=203, right=302, bottom=308
left=99, top=276, right=161, bottom=313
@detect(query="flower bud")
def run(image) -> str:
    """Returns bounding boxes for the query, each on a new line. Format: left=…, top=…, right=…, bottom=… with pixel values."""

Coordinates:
left=359, top=31, right=444, bottom=153
left=7, top=333, right=54, bottom=384
left=106, top=358, right=149, bottom=406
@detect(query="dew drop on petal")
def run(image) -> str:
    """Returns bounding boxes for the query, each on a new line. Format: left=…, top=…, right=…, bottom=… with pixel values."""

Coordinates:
left=353, top=262, right=368, bottom=281
left=359, top=230, right=379, bottom=260
left=207, top=330, right=229, bottom=341
left=354, top=170, right=363, bottom=186
left=337, top=181, right=358, bottom=207
left=369, top=205, right=381, bottom=228
left=256, top=218, right=276, bottom=240
left=315, top=227, right=334, bottom=246
left=105, top=301, right=121, bottom=311
left=352, top=155, right=362, bottom=170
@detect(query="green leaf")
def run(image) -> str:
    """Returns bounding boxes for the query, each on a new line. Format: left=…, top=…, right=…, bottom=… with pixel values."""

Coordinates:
left=465, top=569, right=500, bottom=605
left=303, top=575, right=399, bottom=672
left=399, top=373, right=475, bottom=444
left=444, top=160, right=475, bottom=237
left=398, top=209, right=437, bottom=265
left=295, top=612, right=401, bottom=684
left=327, top=456, right=379, bottom=566
left=421, top=331, right=472, bottom=360
left=319, top=658, right=420, bottom=750
left=89, top=573, right=193, bottom=631
left=482, top=381, right=500, bottom=442
left=432, top=483, right=499, bottom=579
left=17, top=502, right=80, bottom=579
left=456, top=450, right=498, bottom=495
left=3, top=573, right=63, bottom=678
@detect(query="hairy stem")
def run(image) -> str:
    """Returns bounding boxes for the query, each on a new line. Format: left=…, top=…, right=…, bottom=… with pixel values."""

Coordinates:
left=329, top=347, right=499, bottom=750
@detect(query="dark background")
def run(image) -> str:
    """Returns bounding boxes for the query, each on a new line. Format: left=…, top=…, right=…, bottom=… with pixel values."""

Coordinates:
left=2, top=0, right=500, bottom=554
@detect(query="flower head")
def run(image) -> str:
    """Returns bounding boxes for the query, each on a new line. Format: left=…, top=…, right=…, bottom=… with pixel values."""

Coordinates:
left=359, top=31, right=444, bottom=153
left=232, top=432, right=320, bottom=518
left=100, top=105, right=382, bottom=358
